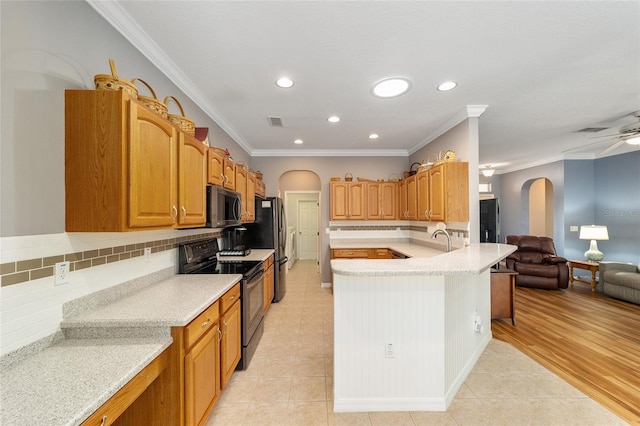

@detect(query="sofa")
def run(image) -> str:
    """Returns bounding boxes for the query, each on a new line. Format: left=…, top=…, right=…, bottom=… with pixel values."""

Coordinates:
left=505, top=235, right=569, bottom=290
left=598, top=261, right=640, bottom=305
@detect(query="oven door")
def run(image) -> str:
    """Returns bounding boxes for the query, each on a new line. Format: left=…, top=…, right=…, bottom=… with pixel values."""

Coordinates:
left=243, top=267, right=264, bottom=345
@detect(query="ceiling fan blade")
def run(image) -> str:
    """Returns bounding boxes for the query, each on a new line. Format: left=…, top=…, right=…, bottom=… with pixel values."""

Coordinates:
left=588, top=133, right=621, bottom=139
left=562, top=139, right=614, bottom=153
left=598, top=140, right=626, bottom=156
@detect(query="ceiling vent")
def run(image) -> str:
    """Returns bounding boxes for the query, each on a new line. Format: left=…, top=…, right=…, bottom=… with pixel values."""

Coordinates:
left=268, top=116, right=283, bottom=127
left=576, top=127, right=609, bottom=133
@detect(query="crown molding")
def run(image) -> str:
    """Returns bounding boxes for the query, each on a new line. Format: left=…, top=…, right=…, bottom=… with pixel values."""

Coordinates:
left=408, top=105, right=488, bottom=155
left=86, top=0, right=252, bottom=155
left=251, top=149, right=409, bottom=157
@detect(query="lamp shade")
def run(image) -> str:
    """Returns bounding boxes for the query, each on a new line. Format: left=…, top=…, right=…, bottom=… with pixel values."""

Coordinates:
left=579, top=225, right=609, bottom=241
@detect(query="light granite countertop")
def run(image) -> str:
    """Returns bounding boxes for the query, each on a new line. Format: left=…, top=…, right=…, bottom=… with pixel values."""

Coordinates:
left=1, top=337, right=170, bottom=426
left=331, top=242, right=517, bottom=276
left=2, top=273, right=242, bottom=426
left=61, top=273, right=242, bottom=329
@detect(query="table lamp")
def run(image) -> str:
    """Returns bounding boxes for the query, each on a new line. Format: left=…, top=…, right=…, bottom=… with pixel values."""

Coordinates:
left=579, top=225, right=609, bottom=261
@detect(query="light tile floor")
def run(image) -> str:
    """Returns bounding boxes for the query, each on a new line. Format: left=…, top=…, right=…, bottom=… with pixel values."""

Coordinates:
left=206, top=260, right=625, bottom=425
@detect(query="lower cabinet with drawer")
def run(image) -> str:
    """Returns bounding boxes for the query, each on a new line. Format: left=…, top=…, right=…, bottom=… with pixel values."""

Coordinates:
left=219, top=283, right=241, bottom=389
left=170, top=282, right=242, bottom=426
left=184, top=300, right=221, bottom=426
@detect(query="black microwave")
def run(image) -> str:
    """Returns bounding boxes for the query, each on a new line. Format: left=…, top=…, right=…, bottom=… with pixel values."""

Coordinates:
left=206, top=186, right=242, bottom=228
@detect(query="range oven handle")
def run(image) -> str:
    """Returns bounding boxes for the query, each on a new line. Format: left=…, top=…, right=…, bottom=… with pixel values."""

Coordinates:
left=246, top=269, right=264, bottom=288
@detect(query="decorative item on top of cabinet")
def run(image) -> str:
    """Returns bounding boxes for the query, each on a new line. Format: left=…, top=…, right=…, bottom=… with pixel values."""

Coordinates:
left=366, top=181, right=398, bottom=220
left=65, top=90, right=206, bottom=232
left=164, top=95, right=196, bottom=136
left=417, top=161, right=469, bottom=222
left=330, top=181, right=366, bottom=220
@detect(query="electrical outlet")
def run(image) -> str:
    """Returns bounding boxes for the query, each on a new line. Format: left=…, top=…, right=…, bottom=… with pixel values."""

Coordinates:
left=144, top=247, right=151, bottom=261
left=474, top=315, right=482, bottom=333
left=570, top=226, right=579, bottom=232
left=385, top=343, right=394, bottom=358
left=54, top=261, right=70, bottom=285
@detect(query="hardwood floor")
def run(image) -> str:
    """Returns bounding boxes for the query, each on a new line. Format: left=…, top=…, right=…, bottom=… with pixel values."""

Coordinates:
left=492, top=282, right=640, bottom=425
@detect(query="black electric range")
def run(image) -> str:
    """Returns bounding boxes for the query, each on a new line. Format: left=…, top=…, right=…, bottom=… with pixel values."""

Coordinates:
left=177, top=238, right=265, bottom=370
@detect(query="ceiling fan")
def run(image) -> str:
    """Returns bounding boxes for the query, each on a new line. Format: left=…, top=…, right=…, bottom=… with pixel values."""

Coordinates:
left=590, top=110, right=640, bottom=155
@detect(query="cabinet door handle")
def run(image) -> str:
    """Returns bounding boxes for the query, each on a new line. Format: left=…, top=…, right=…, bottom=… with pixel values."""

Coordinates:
left=100, top=415, right=108, bottom=426
left=201, top=319, right=210, bottom=328
left=172, top=205, right=178, bottom=221
left=181, top=206, right=187, bottom=219
left=218, top=327, right=222, bottom=341
left=220, top=173, right=225, bottom=183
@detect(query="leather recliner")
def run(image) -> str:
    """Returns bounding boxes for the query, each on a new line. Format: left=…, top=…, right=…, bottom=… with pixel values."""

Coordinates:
left=505, top=235, right=569, bottom=290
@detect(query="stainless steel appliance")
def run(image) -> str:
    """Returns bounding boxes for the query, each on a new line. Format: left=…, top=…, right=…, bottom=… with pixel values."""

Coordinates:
left=206, top=186, right=242, bottom=228
left=480, top=198, right=500, bottom=243
left=178, top=239, right=263, bottom=370
left=244, top=197, right=287, bottom=302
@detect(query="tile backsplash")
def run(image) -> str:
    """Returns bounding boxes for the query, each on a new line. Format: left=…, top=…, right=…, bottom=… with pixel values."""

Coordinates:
left=1, top=231, right=218, bottom=288
left=0, top=228, right=220, bottom=355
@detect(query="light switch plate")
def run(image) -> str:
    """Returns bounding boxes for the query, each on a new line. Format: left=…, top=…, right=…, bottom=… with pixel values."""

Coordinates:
left=570, top=226, right=579, bottom=232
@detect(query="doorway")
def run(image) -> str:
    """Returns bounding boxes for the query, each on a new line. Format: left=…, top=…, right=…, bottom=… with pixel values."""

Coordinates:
left=279, top=170, right=322, bottom=274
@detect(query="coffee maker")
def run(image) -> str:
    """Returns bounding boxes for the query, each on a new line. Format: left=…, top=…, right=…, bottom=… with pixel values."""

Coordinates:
left=221, top=226, right=251, bottom=255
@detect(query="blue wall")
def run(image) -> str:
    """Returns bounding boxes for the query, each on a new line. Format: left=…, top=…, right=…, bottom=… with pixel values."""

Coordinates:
left=500, top=152, right=639, bottom=263
left=594, top=151, right=640, bottom=264
left=563, top=160, right=596, bottom=260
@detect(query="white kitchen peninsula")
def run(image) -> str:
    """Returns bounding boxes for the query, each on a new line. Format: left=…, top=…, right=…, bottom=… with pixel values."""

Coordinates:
left=330, top=243, right=516, bottom=413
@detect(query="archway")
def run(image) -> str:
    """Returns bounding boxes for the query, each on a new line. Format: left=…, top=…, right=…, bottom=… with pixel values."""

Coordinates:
left=525, top=178, right=554, bottom=237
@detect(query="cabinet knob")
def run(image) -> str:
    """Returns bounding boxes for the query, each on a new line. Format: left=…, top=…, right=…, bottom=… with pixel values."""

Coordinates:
left=201, top=319, right=210, bottom=328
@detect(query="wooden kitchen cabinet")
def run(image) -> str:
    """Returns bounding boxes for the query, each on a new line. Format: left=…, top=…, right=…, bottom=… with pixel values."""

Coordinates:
left=207, top=148, right=225, bottom=187
left=246, top=173, right=256, bottom=222
left=331, top=248, right=371, bottom=259
left=399, top=175, right=418, bottom=221
left=184, top=301, right=220, bottom=426
left=219, top=284, right=241, bottom=390
left=263, top=255, right=275, bottom=313
left=417, top=162, right=469, bottom=223
left=80, top=348, right=171, bottom=426
left=235, top=166, right=255, bottom=223
left=223, top=158, right=236, bottom=190
left=366, top=181, right=398, bottom=220
left=255, top=178, right=266, bottom=198
left=178, top=133, right=207, bottom=227
left=65, top=90, right=206, bottom=231
left=330, top=181, right=366, bottom=220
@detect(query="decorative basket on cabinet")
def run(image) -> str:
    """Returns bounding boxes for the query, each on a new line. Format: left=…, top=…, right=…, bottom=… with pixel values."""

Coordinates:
left=132, top=78, right=168, bottom=118
left=163, top=96, right=195, bottom=136
left=94, top=58, right=138, bottom=98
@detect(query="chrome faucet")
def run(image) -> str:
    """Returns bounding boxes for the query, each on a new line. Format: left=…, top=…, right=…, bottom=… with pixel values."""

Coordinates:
left=431, top=229, right=452, bottom=252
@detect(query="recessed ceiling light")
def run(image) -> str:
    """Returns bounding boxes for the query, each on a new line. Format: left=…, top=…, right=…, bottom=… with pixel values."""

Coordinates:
left=276, top=77, right=294, bottom=88
left=371, top=77, right=411, bottom=98
left=369, top=133, right=379, bottom=139
left=437, top=81, right=457, bottom=91
left=327, top=115, right=340, bottom=123
left=294, top=139, right=303, bottom=144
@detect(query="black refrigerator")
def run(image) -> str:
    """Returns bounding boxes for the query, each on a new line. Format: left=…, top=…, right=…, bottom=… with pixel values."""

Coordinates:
left=244, top=197, right=287, bottom=302
left=480, top=198, right=500, bottom=243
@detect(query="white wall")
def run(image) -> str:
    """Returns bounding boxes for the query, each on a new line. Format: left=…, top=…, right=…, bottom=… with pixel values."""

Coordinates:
left=0, top=1, right=237, bottom=355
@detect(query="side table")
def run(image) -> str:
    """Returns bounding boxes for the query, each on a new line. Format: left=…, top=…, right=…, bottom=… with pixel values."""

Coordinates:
left=490, top=268, right=518, bottom=325
left=568, top=260, right=599, bottom=292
